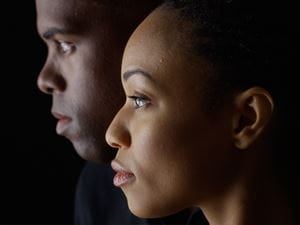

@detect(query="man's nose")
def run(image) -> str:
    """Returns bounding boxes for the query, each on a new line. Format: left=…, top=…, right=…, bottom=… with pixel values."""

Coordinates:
left=37, top=59, right=66, bottom=95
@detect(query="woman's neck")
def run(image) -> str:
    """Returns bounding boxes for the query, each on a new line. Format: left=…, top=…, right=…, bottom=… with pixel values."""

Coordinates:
left=199, top=155, right=294, bottom=225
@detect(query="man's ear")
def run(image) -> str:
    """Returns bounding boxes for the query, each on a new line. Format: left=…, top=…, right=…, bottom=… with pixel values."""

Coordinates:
left=232, top=87, right=274, bottom=149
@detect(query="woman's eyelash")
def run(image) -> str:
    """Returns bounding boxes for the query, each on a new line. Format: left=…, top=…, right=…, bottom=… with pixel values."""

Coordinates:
left=128, top=95, right=151, bottom=109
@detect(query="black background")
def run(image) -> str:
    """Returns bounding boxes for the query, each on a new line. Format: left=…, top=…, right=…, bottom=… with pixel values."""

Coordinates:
left=0, top=1, right=299, bottom=224
left=1, top=2, right=84, bottom=224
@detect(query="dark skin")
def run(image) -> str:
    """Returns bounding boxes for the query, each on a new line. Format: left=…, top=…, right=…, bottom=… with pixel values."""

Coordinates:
left=36, top=1, right=201, bottom=224
left=38, top=1, right=290, bottom=225
left=106, top=6, right=295, bottom=225
left=36, top=0, right=161, bottom=163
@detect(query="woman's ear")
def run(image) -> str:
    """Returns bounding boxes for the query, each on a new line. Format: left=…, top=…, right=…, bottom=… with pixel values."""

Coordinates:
left=232, top=87, right=274, bottom=149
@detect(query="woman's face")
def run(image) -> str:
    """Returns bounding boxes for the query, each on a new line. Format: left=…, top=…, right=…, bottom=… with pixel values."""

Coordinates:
left=106, top=8, right=236, bottom=218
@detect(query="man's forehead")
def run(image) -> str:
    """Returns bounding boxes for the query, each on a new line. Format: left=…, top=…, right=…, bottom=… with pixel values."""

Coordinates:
left=37, top=0, right=105, bottom=18
left=36, top=0, right=113, bottom=32
left=36, top=0, right=163, bottom=38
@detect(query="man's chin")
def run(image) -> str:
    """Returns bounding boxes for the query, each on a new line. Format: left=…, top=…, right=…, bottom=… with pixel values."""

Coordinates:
left=72, top=141, right=116, bottom=164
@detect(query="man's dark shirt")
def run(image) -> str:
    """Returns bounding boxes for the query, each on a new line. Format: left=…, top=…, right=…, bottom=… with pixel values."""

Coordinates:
left=75, top=162, right=208, bottom=225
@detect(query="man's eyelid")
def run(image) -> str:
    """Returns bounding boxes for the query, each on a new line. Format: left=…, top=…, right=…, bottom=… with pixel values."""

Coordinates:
left=54, top=39, right=76, bottom=54
left=52, top=33, right=80, bottom=46
left=55, top=39, right=75, bottom=46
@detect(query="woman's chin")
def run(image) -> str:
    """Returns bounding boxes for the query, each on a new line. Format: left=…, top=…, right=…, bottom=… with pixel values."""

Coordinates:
left=127, top=197, right=181, bottom=219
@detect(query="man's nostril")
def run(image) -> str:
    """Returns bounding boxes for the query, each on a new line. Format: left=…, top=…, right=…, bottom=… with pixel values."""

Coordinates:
left=46, top=87, right=53, bottom=94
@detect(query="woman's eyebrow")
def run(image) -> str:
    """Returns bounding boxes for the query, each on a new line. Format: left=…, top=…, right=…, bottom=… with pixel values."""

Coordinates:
left=122, top=69, right=154, bottom=82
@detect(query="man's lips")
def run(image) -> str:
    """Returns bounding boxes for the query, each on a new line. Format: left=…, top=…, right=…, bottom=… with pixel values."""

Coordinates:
left=52, top=112, right=72, bottom=135
left=111, top=160, right=135, bottom=187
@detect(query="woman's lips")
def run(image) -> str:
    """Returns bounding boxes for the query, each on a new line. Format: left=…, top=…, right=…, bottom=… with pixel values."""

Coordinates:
left=52, top=112, right=72, bottom=135
left=113, top=171, right=135, bottom=187
left=111, top=160, right=135, bottom=187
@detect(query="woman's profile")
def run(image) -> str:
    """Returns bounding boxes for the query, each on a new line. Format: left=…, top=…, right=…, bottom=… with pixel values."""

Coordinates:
left=106, top=0, right=298, bottom=224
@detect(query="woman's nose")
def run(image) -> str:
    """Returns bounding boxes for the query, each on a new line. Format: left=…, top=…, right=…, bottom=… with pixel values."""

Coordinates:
left=37, top=59, right=66, bottom=95
left=105, top=109, right=131, bottom=150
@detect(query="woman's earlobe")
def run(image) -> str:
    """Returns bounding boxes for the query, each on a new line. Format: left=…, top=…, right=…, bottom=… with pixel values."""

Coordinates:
left=232, top=87, right=274, bottom=149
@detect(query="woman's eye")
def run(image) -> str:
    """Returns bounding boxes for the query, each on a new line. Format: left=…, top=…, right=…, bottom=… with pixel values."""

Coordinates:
left=129, top=96, right=150, bottom=109
left=56, top=41, right=74, bottom=55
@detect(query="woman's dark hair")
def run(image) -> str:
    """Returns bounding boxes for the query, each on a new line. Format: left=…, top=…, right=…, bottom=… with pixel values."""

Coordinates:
left=162, top=0, right=292, bottom=111
left=162, top=0, right=299, bottom=219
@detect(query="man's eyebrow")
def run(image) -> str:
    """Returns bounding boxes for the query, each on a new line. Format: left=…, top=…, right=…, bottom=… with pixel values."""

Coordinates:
left=123, top=69, right=154, bottom=82
left=42, top=27, right=68, bottom=39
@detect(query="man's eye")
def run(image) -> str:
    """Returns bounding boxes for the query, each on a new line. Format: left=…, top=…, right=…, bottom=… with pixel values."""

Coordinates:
left=128, top=96, right=150, bottom=109
left=56, top=41, right=74, bottom=55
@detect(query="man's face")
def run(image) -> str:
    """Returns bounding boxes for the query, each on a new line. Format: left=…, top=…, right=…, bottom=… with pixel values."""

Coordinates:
left=36, top=0, right=139, bottom=163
